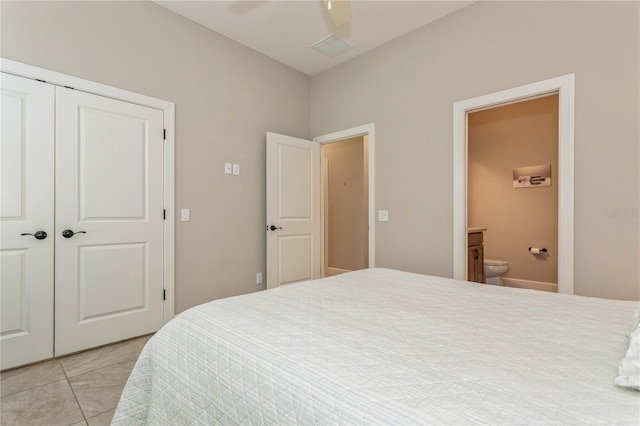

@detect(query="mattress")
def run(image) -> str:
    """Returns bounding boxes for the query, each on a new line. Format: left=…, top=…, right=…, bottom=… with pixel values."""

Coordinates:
left=112, top=268, right=640, bottom=425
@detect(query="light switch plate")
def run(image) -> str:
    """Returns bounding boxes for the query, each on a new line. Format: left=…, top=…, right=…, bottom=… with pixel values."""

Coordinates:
left=378, top=210, right=389, bottom=222
left=181, top=208, right=190, bottom=222
left=232, top=163, right=240, bottom=176
left=224, top=163, right=232, bottom=175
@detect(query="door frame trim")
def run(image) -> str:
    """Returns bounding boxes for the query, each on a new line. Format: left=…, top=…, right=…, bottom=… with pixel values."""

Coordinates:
left=452, top=74, right=574, bottom=294
left=1, top=58, right=176, bottom=322
left=314, top=123, right=376, bottom=269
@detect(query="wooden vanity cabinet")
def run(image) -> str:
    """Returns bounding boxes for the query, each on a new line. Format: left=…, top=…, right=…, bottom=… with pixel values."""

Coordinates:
left=467, top=231, right=484, bottom=283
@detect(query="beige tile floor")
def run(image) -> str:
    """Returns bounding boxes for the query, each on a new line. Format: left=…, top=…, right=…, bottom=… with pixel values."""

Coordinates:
left=0, top=334, right=152, bottom=426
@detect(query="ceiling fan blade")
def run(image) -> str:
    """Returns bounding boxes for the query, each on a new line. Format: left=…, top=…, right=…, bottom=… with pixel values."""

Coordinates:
left=325, top=0, right=351, bottom=26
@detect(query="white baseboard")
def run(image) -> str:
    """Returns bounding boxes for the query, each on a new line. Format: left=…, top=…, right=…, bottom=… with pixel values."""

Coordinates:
left=502, top=277, right=558, bottom=293
left=326, top=267, right=351, bottom=276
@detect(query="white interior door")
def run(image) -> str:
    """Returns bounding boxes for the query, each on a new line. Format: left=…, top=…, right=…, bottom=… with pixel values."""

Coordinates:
left=266, top=132, right=320, bottom=289
left=55, top=87, right=165, bottom=356
left=0, top=73, right=55, bottom=370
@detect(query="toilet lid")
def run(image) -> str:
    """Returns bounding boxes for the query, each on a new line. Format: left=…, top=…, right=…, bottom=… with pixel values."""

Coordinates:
left=484, top=259, right=508, bottom=266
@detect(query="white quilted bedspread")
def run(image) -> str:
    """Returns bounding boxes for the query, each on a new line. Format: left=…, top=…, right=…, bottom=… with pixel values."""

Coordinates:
left=112, top=268, right=640, bottom=425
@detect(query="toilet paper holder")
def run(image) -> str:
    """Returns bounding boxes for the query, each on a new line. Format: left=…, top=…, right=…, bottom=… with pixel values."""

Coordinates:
left=528, top=247, right=548, bottom=254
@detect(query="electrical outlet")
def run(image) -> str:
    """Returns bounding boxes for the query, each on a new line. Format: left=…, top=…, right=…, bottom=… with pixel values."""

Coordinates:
left=233, top=163, right=240, bottom=176
left=378, top=210, right=389, bottom=222
left=256, top=272, right=263, bottom=284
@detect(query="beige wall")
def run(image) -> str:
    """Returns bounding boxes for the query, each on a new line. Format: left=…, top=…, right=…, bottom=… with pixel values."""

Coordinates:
left=468, top=95, right=559, bottom=285
left=310, top=1, right=639, bottom=300
left=0, top=1, right=311, bottom=312
left=323, top=136, right=368, bottom=272
left=3, top=1, right=639, bottom=303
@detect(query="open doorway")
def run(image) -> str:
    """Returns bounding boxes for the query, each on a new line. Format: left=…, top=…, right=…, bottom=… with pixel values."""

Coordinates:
left=321, top=136, right=369, bottom=276
left=265, top=124, right=374, bottom=288
left=452, top=74, right=574, bottom=294
left=314, top=123, right=375, bottom=275
left=467, top=94, right=559, bottom=292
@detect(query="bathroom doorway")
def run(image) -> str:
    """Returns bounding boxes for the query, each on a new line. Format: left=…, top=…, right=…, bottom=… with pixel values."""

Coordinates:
left=452, top=74, right=575, bottom=295
left=467, top=95, right=559, bottom=292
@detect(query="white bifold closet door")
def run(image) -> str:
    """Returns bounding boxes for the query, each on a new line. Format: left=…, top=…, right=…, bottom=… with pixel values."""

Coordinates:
left=1, top=74, right=165, bottom=369
left=55, top=87, right=165, bottom=356
left=1, top=73, right=56, bottom=369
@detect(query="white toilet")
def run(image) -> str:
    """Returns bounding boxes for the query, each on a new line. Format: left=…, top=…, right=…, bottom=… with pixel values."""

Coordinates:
left=483, top=259, right=509, bottom=285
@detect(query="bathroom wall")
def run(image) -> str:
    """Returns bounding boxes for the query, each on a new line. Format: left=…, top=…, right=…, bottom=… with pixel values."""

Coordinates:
left=323, top=136, right=368, bottom=273
left=468, top=95, right=559, bottom=285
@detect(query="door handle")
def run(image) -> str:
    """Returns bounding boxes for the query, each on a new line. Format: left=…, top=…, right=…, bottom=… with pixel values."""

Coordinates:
left=21, top=231, right=48, bottom=240
left=62, top=229, right=87, bottom=238
left=267, top=225, right=283, bottom=231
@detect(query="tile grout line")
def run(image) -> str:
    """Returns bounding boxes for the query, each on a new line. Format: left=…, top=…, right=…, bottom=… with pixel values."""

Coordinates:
left=59, top=358, right=89, bottom=425
left=0, top=376, right=65, bottom=400
left=0, top=359, right=66, bottom=399
left=2, top=335, right=150, bottom=424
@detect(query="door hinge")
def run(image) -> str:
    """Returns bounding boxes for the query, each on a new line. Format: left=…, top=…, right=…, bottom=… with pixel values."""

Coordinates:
left=163, top=209, right=166, bottom=220
left=163, top=289, right=166, bottom=300
left=163, top=129, right=166, bottom=140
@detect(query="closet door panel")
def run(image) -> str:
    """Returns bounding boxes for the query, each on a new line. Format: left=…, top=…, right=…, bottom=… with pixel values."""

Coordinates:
left=55, top=87, right=165, bottom=356
left=80, top=106, right=147, bottom=220
left=0, top=73, right=55, bottom=370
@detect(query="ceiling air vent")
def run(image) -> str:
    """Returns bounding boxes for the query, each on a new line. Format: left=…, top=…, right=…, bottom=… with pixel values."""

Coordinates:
left=312, top=34, right=352, bottom=58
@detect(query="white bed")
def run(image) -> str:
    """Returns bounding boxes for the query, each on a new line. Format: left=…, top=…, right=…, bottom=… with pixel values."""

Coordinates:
left=113, top=268, right=640, bottom=425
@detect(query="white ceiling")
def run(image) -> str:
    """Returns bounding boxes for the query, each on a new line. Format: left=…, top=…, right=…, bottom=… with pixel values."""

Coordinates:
left=153, top=1, right=475, bottom=76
